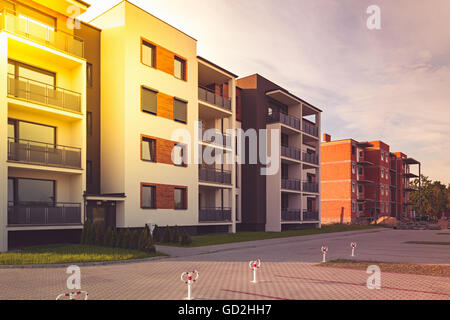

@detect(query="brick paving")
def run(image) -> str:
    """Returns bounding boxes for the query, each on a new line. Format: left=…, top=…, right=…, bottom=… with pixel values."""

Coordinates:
left=0, top=229, right=449, bottom=300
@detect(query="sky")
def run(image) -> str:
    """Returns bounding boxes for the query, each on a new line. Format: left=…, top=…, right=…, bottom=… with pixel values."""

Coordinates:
left=79, top=0, right=450, bottom=185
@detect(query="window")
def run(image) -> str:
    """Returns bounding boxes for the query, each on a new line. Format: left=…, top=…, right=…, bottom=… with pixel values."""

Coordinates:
left=352, top=163, right=356, bottom=174
left=385, top=186, right=389, bottom=197
left=141, top=137, right=156, bottom=162
left=8, top=59, right=55, bottom=86
left=358, top=185, right=364, bottom=194
left=86, top=63, right=93, bottom=88
left=87, top=112, right=92, bottom=136
left=9, top=177, right=55, bottom=204
left=352, top=146, right=356, bottom=155
left=381, top=168, right=384, bottom=178
left=358, top=166, right=363, bottom=176
left=381, top=152, right=384, bottom=161
left=174, top=188, right=186, bottom=210
left=174, top=98, right=187, bottom=123
left=8, top=178, right=14, bottom=203
left=142, top=40, right=156, bottom=67
left=352, top=182, right=356, bottom=193
left=359, top=150, right=364, bottom=158
left=9, top=119, right=55, bottom=145
left=352, top=201, right=356, bottom=213
left=174, top=56, right=186, bottom=80
left=173, top=144, right=185, bottom=166
left=381, top=185, right=384, bottom=196
left=141, top=185, right=156, bottom=209
left=141, top=87, right=157, bottom=115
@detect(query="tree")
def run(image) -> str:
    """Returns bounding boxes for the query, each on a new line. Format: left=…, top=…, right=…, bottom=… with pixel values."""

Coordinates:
left=152, top=225, right=161, bottom=242
left=410, top=175, right=448, bottom=218
left=162, top=225, right=171, bottom=243
left=171, top=225, right=180, bottom=243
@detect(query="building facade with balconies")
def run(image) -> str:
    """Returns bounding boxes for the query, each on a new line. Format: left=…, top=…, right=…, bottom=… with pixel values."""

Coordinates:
left=0, top=0, right=89, bottom=251
left=321, top=134, right=420, bottom=224
left=237, top=74, right=322, bottom=232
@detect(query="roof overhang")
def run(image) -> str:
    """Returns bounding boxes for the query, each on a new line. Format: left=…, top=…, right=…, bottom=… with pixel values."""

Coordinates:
left=404, top=157, right=420, bottom=165
left=31, top=0, right=90, bottom=16
left=403, top=173, right=419, bottom=178
left=357, top=142, right=374, bottom=148
left=266, top=89, right=302, bottom=106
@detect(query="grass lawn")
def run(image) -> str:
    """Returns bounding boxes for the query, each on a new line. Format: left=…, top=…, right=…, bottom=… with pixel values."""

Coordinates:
left=156, top=224, right=383, bottom=248
left=318, top=259, right=450, bottom=277
left=405, top=241, right=450, bottom=245
left=0, top=244, right=166, bottom=265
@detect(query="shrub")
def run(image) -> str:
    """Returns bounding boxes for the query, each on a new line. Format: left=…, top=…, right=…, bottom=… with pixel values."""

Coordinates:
left=162, top=225, right=171, bottom=243
left=152, top=225, right=161, bottom=242
left=180, top=229, right=192, bottom=246
left=88, top=222, right=97, bottom=245
left=138, top=228, right=148, bottom=250
left=111, top=228, right=117, bottom=248
left=123, top=229, right=132, bottom=249
left=95, top=222, right=106, bottom=246
left=115, top=229, right=123, bottom=248
left=80, top=220, right=90, bottom=244
left=130, top=230, right=140, bottom=249
left=171, top=225, right=180, bottom=243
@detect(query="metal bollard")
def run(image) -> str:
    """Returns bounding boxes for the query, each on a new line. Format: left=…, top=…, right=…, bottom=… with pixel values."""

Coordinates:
left=181, top=270, right=199, bottom=300
left=351, top=242, right=357, bottom=257
left=321, top=246, right=328, bottom=263
left=249, top=259, right=261, bottom=283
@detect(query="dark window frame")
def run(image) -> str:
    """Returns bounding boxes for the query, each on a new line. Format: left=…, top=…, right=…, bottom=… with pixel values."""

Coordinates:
left=9, top=177, right=56, bottom=205
left=174, top=56, right=186, bottom=80
left=8, top=118, right=56, bottom=145
left=141, top=184, right=156, bottom=209
left=174, top=187, right=187, bottom=210
left=141, top=40, right=156, bottom=68
left=141, top=136, right=156, bottom=163
left=86, top=62, right=93, bottom=88
left=141, top=86, right=158, bottom=115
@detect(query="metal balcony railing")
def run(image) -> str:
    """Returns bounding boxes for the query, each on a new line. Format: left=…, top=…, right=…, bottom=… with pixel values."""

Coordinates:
left=302, top=152, right=319, bottom=165
left=199, top=167, right=232, bottom=185
left=266, top=111, right=301, bottom=131
left=281, top=178, right=301, bottom=191
left=200, top=127, right=232, bottom=148
left=281, top=209, right=301, bottom=221
left=8, top=137, right=82, bottom=169
left=0, top=8, right=84, bottom=57
left=281, top=145, right=301, bottom=161
left=7, top=74, right=81, bottom=113
left=8, top=201, right=81, bottom=226
left=198, top=86, right=231, bottom=111
left=199, top=207, right=232, bottom=222
left=302, top=181, right=319, bottom=193
left=302, top=121, right=319, bottom=137
left=303, top=210, right=319, bottom=221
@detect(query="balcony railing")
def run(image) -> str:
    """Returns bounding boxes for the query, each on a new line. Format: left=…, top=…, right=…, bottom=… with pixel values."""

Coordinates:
left=281, top=209, right=301, bottom=221
left=281, top=178, right=301, bottom=191
left=303, top=181, right=319, bottom=193
left=8, top=137, right=82, bottom=169
left=8, top=202, right=81, bottom=226
left=199, top=167, right=232, bottom=185
left=200, top=127, right=232, bottom=148
left=199, top=207, right=232, bottom=222
left=8, top=74, right=81, bottom=113
left=198, top=86, right=231, bottom=111
left=302, top=121, right=319, bottom=137
left=303, top=210, right=319, bottom=221
left=266, top=111, right=301, bottom=131
left=0, top=8, right=84, bottom=57
left=281, top=145, right=301, bottom=161
left=302, top=152, right=319, bottom=165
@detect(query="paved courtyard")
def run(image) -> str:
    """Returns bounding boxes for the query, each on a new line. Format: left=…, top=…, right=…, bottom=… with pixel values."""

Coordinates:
left=0, top=228, right=449, bottom=300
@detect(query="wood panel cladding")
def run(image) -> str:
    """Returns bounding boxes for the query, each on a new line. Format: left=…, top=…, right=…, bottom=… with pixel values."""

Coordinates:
left=157, top=92, right=174, bottom=120
left=141, top=183, right=188, bottom=210
left=140, top=134, right=186, bottom=166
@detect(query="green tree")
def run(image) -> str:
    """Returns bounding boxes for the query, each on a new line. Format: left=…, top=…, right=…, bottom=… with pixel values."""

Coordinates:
left=410, top=175, right=448, bottom=218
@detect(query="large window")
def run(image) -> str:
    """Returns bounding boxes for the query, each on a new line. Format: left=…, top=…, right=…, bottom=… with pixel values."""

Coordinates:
left=141, top=185, right=156, bottom=209
left=141, top=87, right=157, bottom=115
left=8, top=177, right=55, bottom=204
left=142, top=40, right=156, bottom=67
left=8, top=119, right=55, bottom=145
left=141, top=137, right=156, bottom=162
left=8, top=59, right=55, bottom=86
left=174, top=56, right=186, bottom=80
left=173, top=144, right=185, bottom=166
left=174, top=188, right=186, bottom=210
left=174, top=98, right=187, bottom=123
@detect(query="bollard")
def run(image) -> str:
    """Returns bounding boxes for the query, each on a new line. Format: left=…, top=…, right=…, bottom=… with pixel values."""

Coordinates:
left=351, top=242, right=357, bottom=257
left=249, top=259, right=261, bottom=283
left=181, top=270, right=199, bottom=300
left=56, top=290, right=88, bottom=300
left=321, top=246, right=328, bottom=263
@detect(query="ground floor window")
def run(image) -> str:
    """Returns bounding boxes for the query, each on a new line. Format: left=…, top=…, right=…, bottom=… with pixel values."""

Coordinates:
left=8, top=177, right=55, bottom=204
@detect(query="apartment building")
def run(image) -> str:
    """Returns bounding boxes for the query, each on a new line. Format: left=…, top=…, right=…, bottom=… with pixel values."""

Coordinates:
left=321, top=134, right=420, bottom=224
left=89, top=1, right=238, bottom=235
left=237, top=74, right=322, bottom=232
left=0, top=0, right=90, bottom=251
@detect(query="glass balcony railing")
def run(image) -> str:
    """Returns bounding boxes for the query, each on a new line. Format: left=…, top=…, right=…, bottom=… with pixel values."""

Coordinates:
left=199, top=167, right=232, bottom=185
left=281, top=178, right=301, bottom=191
left=199, top=207, right=232, bottom=222
left=8, top=201, right=81, bottom=226
left=198, top=86, right=231, bottom=111
left=302, top=181, right=319, bottom=193
left=302, top=152, right=319, bottom=165
left=302, top=121, right=319, bottom=137
left=281, top=145, right=301, bottom=161
left=281, top=209, right=301, bottom=221
left=303, top=210, right=319, bottom=221
left=7, top=74, right=81, bottom=113
left=267, top=111, right=301, bottom=131
left=0, top=8, right=84, bottom=57
left=8, top=137, right=82, bottom=169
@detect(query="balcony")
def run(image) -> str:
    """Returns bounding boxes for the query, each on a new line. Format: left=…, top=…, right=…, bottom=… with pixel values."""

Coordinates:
left=8, top=138, right=82, bottom=169
left=198, top=86, right=231, bottom=111
left=266, top=111, right=301, bottom=131
left=302, top=121, right=319, bottom=137
left=199, top=208, right=232, bottom=222
left=8, top=202, right=81, bottom=226
left=199, top=167, right=232, bottom=185
left=281, top=209, right=301, bottom=221
left=0, top=8, right=84, bottom=57
left=8, top=74, right=81, bottom=113
left=303, top=181, right=319, bottom=193
left=302, top=152, right=319, bottom=165
left=303, top=210, right=319, bottom=221
left=200, top=128, right=231, bottom=148
left=281, top=145, right=301, bottom=161
left=281, top=178, right=301, bottom=191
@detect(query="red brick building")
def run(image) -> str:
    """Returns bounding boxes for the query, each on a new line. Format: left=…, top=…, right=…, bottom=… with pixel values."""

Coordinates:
left=321, top=134, right=421, bottom=224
